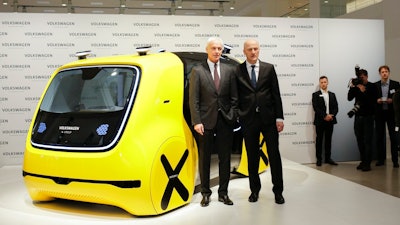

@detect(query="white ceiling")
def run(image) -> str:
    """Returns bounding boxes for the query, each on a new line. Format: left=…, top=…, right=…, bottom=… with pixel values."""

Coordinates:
left=0, top=0, right=310, bottom=17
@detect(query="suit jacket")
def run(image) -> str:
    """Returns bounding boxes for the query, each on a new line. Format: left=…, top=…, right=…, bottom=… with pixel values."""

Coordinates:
left=312, top=90, right=338, bottom=125
left=189, top=61, right=238, bottom=129
left=393, top=90, right=400, bottom=127
left=236, top=60, right=283, bottom=125
left=375, top=79, right=400, bottom=116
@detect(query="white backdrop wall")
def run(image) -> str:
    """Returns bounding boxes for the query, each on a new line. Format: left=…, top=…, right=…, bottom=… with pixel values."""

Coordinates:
left=0, top=13, right=384, bottom=166
left=319, top=18, right=384, bottom=161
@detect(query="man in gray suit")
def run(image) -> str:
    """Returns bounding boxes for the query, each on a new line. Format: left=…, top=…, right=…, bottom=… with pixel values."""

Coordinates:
left=374, top=65, right=399, bottom=168
left=189, top=37, right=238, bottom=207
left=236, top=39, right=285, bottom=204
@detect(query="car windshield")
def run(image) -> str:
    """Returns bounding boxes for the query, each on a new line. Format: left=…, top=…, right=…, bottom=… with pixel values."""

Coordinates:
left=31, top=66, right=139, bottom=151
left=40, top=67, right=136, bottom=113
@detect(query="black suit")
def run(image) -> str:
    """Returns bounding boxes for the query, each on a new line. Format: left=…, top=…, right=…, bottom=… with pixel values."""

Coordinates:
left=236, top=60, right=284, bottom=196
left=392, top=90, right=400, bottom=149
left=189, top=60, right=238, bottom=196
left=312, top=90, right=338, bottom=162
left=374, top=79, right=399, bottom=165
left=393, top=89, right=400, bottom=128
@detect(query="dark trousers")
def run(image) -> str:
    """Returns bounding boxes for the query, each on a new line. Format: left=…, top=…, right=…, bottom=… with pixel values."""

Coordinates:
left=197, top=113, right=233, bottom=196
left=354, top=115, right=374, bottom=166
left=315, top=122, right=334, bottom=162
left=375, top=111, right=399, bottom=164
left=242, top=114, right=283, bottom=195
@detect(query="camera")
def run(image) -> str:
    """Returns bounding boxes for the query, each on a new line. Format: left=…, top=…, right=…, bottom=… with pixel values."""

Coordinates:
left=350, top=64, right=362, bottom=86
left=347, top=65, right=363, bottom=118
left=347, top=103, right=360, bottom=118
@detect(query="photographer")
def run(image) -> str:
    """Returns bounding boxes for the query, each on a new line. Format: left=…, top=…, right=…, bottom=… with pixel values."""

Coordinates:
left=347, top=68, right=377, bottom=171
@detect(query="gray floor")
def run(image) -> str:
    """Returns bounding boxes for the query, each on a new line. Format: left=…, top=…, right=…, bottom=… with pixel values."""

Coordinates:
left=306, top=160, right=400, bottom=198
left=1, top=158, right=399, bottom=225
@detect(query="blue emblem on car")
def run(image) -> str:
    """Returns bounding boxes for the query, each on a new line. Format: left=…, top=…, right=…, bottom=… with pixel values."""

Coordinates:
left=96, top=124, right=109, bottom=136
left=37, top=123, right=46, bottom=133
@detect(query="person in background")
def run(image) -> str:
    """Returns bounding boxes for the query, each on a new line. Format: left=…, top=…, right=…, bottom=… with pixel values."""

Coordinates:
left=312, top=76, right=339, bottom=166
left=347, top=69, right=377, bottom=172
left=374, top=65, right=399, bottom=168
left=236, top=39, right=285, bottom=204
left=392, top=88, right=400, bottom=152
left=189, top=37, right=238, bottom=207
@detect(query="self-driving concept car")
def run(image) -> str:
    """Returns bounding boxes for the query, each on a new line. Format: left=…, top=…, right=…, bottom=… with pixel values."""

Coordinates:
left=22, top=48, right=268, bottom=216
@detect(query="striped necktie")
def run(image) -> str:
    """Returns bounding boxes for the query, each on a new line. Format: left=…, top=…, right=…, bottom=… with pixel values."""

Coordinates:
left=214, top=63, right=220, bottom=90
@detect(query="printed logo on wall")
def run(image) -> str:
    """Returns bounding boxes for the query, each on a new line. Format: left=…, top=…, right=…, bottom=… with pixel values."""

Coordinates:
left=0, top=13, right=319, bottom=165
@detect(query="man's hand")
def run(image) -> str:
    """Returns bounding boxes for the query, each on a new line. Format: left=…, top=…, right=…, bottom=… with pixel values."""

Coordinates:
left=324, top=114, right=334, bottom=121
left=194, top=124, right=204, bottom=135
left=357, top=84, right=366, bottom=92
left=276, top=121, right=284, bottom=133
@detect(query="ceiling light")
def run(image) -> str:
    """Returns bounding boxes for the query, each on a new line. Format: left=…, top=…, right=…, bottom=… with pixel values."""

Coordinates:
left=177, top=0, right=182, bottom=9
left=120, top=0, right=126, bottom=8
left=2, top=0, right=8, bottom=6
left=142, top=3, right=154, bottom=7
left=230, top=0, right=235, bottom=10
left=61, top=0, right=66, bottom=7
left=191, top=4, right=203, bottom=8
left=36, top=1, right=50, bottom=4
left=90, top=2, right=103, bottom=6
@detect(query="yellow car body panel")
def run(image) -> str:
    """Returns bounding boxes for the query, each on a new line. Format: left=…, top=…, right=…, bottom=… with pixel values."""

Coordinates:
left=22, top=50, right=267, bottom=216
left=23, top=52, right=198, bottom=215
left=235, top=134, right=269, bottom=176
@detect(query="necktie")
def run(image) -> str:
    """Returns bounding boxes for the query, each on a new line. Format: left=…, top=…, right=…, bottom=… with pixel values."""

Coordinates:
left=214, top=63, right=220, bottom=90
left=251, top=65, right=256, bottom=88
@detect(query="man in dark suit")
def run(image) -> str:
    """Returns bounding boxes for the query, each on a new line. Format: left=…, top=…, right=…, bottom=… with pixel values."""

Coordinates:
left=392, top=88, right=400, bottom=151
left=374, top=65, right=399, bottom=168
left=189, top=37, right=238, bottom=207
left=312, top=76, right=339, bottom=166
left=236, top=39, right=285, bottom=204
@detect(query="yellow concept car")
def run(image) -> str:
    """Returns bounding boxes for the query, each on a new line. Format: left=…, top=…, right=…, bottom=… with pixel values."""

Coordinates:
left=22, top=48, right=268, bottom=216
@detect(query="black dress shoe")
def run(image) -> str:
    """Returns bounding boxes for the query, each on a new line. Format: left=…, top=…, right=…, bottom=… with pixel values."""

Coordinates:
left=326, top=159, right=338, bottom=165
left=375, top=161, right=384, bottom=166
left=362, top=165, right=371, bottom=172
left=275, top=194, right=285, bottom=204
left=248, top=192, right=259, bottom=202
left=356, top=163, right=363, bottom=170
left=316, top=160, right=322, bottom=166
left=218, top=195, right=233, bottom=205
left=200, top=195, right=210, bottom=207
left=394, top=162, right=399, bottom=168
